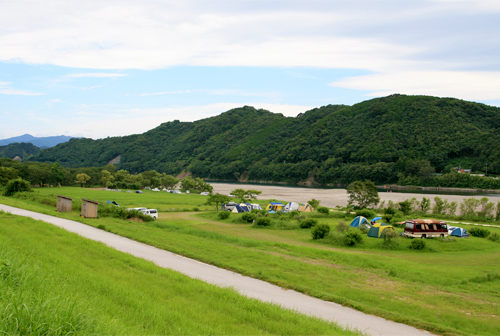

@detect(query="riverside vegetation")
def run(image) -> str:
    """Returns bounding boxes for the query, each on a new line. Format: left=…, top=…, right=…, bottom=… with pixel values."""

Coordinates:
left=1, top=187, right=500, bottom=335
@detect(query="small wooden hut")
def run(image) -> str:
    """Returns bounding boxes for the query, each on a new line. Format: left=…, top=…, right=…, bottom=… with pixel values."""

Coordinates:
left=81, top=198, right=99, bottom=218
left=56, top=195, right=73, bottom=212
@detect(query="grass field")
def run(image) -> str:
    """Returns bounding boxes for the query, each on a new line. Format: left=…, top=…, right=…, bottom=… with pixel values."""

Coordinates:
left=0, top=211, right=359, bottom=335
left=2, top=187, right=500, bottom=335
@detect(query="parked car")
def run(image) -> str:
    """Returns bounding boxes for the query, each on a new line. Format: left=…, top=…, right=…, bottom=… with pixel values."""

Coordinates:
left=141, top=209, right=158, bottom=219
left=221, top=202, right=237, bottom=211
left=200, top=191, right=210, bottom=196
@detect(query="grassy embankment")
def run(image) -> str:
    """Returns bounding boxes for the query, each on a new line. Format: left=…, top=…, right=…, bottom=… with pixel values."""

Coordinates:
left=2, top=187, right=500, bottom=335
left=0, top=211, right=359, bottom=335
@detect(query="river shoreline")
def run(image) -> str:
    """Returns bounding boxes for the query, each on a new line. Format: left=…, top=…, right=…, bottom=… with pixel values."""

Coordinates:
left=210, top=182, right=500, bottom=208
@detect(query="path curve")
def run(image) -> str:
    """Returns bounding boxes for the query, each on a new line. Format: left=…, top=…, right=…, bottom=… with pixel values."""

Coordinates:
left=0, top=204, right=432, bottom=336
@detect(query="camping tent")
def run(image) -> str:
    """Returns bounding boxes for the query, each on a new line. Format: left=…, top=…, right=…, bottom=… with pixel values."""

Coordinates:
left=231, top=204, right=250, bottom=213
left=266, top=202, right=284, bottom=213
left=448, top=226, right=469, bottom=238
left=350, top=216, right=371, bottom=228
left=239, top=203, right=251, bottom=212
left=250, top=204, right=262, bottom=211
left=370, top=216, right=382, bottom=224
left=367, top=223, right=394, bottom=238
left=298, top=203, right=314, bottom=212
left=285, top=202, right=300, bottom=212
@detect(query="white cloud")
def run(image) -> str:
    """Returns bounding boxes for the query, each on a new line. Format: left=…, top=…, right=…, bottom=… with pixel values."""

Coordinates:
left=330, top=71, right=500, bottom=101
left=0, top=81, right=42, bottom=96
left=67, top=73, right=128, bottom=78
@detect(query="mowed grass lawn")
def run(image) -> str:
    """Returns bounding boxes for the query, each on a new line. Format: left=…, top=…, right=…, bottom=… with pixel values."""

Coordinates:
left=0, top=211, right=359, bottom=336
left=2, top=187, right=500, bottom=335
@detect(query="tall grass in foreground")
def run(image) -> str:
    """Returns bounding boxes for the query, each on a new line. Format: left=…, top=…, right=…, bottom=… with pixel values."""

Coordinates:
left=0, top=212, right=359, bottom=336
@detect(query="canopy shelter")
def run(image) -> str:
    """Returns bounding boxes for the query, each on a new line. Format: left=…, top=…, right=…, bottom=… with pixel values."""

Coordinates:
left=367, top=223, right=394, bottom=238
left=370, top=216, right=382, bottom=225
left=350, top=216, right=371, bottom=229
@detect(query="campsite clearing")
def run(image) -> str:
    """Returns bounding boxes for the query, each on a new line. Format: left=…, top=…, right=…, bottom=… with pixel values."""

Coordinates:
left=1, top=187, right=500, bottom=335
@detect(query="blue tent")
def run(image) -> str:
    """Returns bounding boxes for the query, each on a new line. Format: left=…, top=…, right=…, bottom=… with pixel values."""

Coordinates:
left=350, top=216, right=371, bottom=228
left=448, top=226, right=469, bottom=238
left=370, top=216, right=382, bottom=224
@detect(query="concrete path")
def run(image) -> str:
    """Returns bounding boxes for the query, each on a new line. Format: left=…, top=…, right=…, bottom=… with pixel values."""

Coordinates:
left=0, top=204, right=432, bottom=336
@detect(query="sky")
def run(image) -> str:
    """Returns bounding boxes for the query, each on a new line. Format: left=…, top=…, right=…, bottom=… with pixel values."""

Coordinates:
left=1, top=0, right=500, bottom=140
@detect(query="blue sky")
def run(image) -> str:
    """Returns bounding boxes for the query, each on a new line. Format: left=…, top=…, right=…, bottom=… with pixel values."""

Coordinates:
left=1, top=0, right=500, bottom=139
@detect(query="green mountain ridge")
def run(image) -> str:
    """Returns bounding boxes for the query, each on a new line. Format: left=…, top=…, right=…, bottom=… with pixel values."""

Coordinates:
left=32, top=94, right=500, bottom=185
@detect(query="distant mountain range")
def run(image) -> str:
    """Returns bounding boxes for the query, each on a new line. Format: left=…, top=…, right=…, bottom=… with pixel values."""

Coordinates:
left=29, top=94, right=500, bottom=185
left=0, top=134, right=76, bottom=148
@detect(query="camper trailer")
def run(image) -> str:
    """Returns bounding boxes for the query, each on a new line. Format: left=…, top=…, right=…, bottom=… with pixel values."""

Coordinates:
left=403, top=219, right=448, bottom=239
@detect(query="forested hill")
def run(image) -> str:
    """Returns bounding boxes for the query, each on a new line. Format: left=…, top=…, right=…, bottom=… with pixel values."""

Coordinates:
left=33, top=94, right=500, bottom=185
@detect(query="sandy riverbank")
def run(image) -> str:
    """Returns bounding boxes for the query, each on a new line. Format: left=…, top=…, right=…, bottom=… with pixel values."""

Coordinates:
left=211, top=182, right=500, bottom=208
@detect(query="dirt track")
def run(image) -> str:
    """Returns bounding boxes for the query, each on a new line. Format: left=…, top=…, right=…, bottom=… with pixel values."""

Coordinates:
left=211, top=182, right=500, bottom=208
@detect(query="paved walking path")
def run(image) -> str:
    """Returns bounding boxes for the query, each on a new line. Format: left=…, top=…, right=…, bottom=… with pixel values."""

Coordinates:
left=0, top=204, right=432, bottom=336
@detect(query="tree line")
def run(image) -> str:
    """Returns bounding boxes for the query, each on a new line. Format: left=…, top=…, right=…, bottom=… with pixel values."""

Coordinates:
left=0, top=158, right=212, bottom=193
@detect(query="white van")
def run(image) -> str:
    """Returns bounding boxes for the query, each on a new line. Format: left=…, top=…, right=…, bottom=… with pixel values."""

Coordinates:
left=140, top=209, right=158, bottom=219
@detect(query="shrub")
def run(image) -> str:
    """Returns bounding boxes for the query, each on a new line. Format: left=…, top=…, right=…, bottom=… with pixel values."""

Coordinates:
left=218, top=211, right=231, bottom=220
left=336, top=220, right=349, bottom=232
left=469, top=227, right=491, bottom=238
left=381, top=229, right=399, bottom=249
left=355, top=208, right=375, bottom=218
left=488, top=232, right=499, bottom=242
left=254, top=217, right=271, bottom=227
left=311, top=224, right=330, bottom=240
left=409, top=239, right=426, bottom=250
left=299, top=218, right=317, bottom=229
left=241, top=213, right=256, bottom=223
left=3, top=179, right=31, bottom=196
left=343, top=228, right=363, bottom=246
left=317, top=207, right=330, bottom=215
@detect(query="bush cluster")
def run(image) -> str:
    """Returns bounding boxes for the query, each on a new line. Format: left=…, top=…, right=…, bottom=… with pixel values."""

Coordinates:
left=299, top=218, right=317, bottom=229
left=488, top=232, right=499, bottom=242
left=254, top=217, right=271, bottom=227
left=409, top=239, right=426, bottom=250
left=241, top=213, right=256, bottom=223
left=343, top=229, right=363, bottom=246
left=468, top=227, right=491, bottom=238
left=218, top=211, right=230, bottom=220
left=311, top=224, right=330, bottom=239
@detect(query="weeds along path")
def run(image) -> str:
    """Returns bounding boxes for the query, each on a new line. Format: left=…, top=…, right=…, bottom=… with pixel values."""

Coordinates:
left=0, top=204, right=432, bottom=336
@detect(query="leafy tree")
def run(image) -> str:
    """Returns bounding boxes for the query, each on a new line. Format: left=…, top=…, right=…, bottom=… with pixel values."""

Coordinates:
left=51, top=162, right=66, bottom=185
left=75, top=173, right=91, bottom=187
left=180, top=176, right=197, bottom=191
left=460, top=198, right=480, bottom=216
left=0, top=166, right=19, bottom=186
left=308, top=199, right=320, bottom=209
left=346, top=180, right=380, bottom=209
left=231, top=188, right=261, bottom=202
left=205, top=193, right=231, bottom=212
left=194, top=178, right=213, bottom=192
left=161, top=174, right=179, bottom=189
left=398, top=200, right=412, bottom=215
left=432, top=197, right=445, bottom=214
left=100, top=170, right=115, bottom=187
left=419, top=197, right=431, bottom=213
left=3, top=178, right=32, bottom=196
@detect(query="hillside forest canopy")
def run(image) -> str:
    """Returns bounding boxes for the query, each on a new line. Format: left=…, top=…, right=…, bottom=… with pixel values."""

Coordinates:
left=3, top=94, right=500, bottom=189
